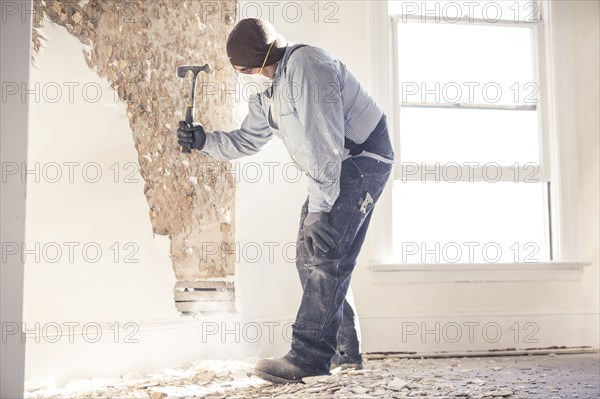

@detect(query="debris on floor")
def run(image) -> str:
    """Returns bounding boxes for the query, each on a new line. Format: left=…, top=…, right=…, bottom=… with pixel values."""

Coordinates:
left=25, top=353, right=599, bottom=398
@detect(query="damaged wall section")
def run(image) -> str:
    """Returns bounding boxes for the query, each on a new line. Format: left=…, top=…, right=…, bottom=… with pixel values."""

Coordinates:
left=33, top=0, right=238, bottom=283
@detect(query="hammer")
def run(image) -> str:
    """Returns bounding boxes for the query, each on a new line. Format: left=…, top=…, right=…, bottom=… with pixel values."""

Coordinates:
left=177, top=64, right=212, bottom=153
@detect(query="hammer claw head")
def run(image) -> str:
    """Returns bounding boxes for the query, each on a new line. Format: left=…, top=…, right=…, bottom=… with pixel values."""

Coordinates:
left=177, top=64, right=212, bottom=78
left=176, top=66, right=188, bottom=78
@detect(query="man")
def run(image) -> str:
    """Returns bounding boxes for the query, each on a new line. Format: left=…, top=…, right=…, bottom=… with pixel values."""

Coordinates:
left=178, top=18, right=394, bottom=384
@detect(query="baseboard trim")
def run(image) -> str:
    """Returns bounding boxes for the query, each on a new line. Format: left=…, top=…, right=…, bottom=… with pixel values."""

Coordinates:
left=365, top=346, right=599, bottom=359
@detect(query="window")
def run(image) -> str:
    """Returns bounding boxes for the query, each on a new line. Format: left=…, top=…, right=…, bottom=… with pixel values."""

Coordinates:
left=387, top=0, right=555, bottom=264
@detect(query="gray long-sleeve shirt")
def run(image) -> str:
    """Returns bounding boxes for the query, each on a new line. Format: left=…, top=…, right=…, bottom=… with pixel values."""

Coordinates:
left=202, top=43, right=385, bottom=213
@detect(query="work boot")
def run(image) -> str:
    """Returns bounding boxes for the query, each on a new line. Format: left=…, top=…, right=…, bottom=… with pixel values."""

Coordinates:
left=330, top=352, right=363, bottom=370
left=253, top=357, right=330, bottom=384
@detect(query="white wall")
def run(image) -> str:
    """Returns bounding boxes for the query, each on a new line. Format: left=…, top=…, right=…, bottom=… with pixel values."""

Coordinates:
left=24, top=21, right=185, bottom=384
left=26, top=22, right=179, bottom=324
left=572, top=0, right=600, bottom=339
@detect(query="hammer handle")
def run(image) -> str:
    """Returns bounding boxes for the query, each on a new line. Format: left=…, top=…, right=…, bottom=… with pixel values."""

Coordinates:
left=181, top=105, right=194, bottom=153
left=180, top=69, right=201, bottom=154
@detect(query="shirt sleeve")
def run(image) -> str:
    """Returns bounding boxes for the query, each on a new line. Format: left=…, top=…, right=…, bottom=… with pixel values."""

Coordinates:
left=289, top=55, right=345, bottom=213
left=201, top=93, right=273, bottom=161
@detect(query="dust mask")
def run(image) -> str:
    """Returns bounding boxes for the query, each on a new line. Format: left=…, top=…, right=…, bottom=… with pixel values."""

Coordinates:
left=239, top=73, right=272, bottom=96
left=250, top=72, right=273, bottom=86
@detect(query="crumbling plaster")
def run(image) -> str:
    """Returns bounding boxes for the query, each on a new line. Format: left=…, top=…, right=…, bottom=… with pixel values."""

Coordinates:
left=32, top=0, right=238, bottom=280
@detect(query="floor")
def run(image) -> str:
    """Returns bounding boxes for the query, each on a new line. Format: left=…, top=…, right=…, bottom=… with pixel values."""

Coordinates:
left=25, top=352, right=599, bottom=399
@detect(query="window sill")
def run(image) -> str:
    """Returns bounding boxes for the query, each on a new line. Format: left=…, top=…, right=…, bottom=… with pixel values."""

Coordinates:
left=368, top=261, right=592, bottom=283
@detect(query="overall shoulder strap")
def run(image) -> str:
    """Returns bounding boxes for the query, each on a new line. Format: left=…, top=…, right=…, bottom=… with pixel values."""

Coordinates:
left=283, top=44, right=308, bottom=74
left=289, top=44, right=308, bottom=56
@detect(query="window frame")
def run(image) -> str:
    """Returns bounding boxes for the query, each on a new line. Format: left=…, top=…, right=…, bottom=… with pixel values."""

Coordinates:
left=367, top=0, right=589, bottom=281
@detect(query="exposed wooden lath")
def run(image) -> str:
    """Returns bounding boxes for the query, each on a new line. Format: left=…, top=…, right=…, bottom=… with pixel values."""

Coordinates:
left=174, top=280, right=235, bottom=315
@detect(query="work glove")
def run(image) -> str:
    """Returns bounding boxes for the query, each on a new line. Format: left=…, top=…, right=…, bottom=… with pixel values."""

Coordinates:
left=303, top=211, right=341, bottom=257
left=177, top=121, right=207, bottom=151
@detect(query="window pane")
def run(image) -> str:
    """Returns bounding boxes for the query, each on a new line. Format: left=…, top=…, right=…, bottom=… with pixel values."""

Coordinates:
left=392, top=181, right=549, bottom=263
left=399, top=107, right=540, bottom=164
left=389, top=0, right=540, bottom=22
left=397, top=22, right=538, bottom=106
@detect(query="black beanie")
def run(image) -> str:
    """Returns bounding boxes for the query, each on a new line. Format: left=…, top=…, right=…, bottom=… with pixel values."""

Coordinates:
left=226, top=18, right=287, bottom=68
